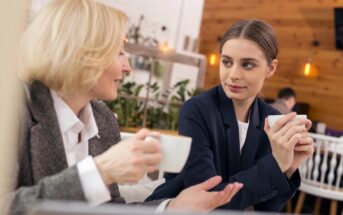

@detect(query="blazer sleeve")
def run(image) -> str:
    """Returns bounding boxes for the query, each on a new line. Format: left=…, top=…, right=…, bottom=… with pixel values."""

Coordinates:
left=7, top=166, right=86, bottom=215
left=253, top=170, right=300, bottom=211
left=178, top=99, right=299, bottom=211
left=5, top=102, right=88, bottom=215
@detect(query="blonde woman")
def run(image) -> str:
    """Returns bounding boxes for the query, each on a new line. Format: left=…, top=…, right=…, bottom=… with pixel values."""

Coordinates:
left=10, top=0, right=243, bottom=214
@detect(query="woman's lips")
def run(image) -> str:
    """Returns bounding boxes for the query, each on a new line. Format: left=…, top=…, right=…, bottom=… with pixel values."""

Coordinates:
left=226, top=83, right=246, bottom=93
left=113, top=78, right=122, bottom=83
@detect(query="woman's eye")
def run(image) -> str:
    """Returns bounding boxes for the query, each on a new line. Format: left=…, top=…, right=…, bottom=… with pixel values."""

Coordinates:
left=242, top=62, right=255, bottom=70
left=222, top=59, right=232, bottom=67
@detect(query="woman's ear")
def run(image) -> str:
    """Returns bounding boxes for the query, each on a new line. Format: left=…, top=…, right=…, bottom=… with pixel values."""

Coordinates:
left=266, top=59, right=278, bottom=79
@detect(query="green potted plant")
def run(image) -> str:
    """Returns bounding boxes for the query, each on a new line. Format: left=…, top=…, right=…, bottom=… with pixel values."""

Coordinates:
left=106, top=80, right=204, bottom=132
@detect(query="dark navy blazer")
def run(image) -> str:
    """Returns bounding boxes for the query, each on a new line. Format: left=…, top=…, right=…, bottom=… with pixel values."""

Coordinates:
left=147, top=85, right=300, bottom=211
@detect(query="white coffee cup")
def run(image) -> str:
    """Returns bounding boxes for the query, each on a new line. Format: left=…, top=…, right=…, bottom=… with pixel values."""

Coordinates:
left=120, top=132, right=192, bottom=173
left=268, top=114, right=307, bottom=128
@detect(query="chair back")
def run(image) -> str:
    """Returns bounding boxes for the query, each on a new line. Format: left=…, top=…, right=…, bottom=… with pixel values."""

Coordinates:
left=299, top=133, right=343, bottom=200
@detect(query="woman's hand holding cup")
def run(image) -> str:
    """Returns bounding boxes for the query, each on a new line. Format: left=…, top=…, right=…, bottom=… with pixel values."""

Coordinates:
left=264, top=112, right=310, bottom=175
left=94, top=128, right=162, bottom=185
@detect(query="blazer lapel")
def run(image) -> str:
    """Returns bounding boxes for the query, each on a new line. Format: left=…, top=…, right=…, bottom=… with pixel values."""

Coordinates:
left=240, top=98, right=261, bottom=170
left=88, top=101, right=121, bottom=157
left=218, top=86, right=241, bottom=176
left=28, top=82, right=68, bottom=182
left=88, top=101, right=124, bottom=203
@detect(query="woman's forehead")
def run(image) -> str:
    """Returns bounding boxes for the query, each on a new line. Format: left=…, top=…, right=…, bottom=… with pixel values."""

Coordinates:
left=221, top=38, right=265, bottom=60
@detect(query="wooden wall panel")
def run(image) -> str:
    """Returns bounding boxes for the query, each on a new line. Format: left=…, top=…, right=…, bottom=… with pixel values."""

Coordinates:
left=200, top=0, right=343, bottom=130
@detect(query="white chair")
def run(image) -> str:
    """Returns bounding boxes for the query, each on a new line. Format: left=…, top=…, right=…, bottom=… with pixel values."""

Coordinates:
left=295, top=133, right=343, bottom=215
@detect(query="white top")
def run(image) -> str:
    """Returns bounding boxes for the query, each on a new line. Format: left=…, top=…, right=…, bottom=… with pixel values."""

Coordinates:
left=237, top=120, right=249, bottom=153
left=50, top=90, right=111, bottom=206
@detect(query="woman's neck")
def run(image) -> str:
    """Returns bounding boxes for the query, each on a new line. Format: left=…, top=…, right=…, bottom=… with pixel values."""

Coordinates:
left=60, top=94, right=92, bottom=116
left=232, top=96, right=255, bottom=122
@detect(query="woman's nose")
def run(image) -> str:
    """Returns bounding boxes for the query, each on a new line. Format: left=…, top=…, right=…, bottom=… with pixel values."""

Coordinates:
left=228, top=65, right=242, bottom=80
left=122, top=56, right=131, bottom=75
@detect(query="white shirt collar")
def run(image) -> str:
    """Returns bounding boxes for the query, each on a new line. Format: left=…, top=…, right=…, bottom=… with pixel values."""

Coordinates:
left=50, top=89, right=98, bottom=139
left=79, top=101, right=99, bottom=138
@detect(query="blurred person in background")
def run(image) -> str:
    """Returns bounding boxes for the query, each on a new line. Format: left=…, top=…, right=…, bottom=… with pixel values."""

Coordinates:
left=7, top=0, right=243, bottom=214
left=270, top=87, right=297, bottom=114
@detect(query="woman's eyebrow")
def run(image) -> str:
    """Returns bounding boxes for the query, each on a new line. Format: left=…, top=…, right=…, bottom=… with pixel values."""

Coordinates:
left=241, top=58, right=258, bottom=62
left=221, top=55, right=258, bottom=62
left=221, top=54, right=232, bottom=59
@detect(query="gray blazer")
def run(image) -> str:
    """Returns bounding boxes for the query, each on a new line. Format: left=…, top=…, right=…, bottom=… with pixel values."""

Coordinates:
left=10, top=82, right=161, bottom=214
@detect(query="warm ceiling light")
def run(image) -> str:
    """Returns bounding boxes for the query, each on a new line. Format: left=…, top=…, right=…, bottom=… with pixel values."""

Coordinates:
left=303, top=40, right=320, bottom=77
left=160, top=41, right=171, bottom=52
left=304, top=61, right=311, bottom=76
left=209, top=53, right=217, bottom=66
left=303, top=58, right=318, bottom=78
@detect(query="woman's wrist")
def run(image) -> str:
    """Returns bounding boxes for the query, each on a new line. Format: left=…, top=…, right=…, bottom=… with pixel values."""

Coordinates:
left=272, top=153, right=288, bottom=173
left=94, top=155, right=113, bottom=186
left=285, top=167, right=297, bottom=178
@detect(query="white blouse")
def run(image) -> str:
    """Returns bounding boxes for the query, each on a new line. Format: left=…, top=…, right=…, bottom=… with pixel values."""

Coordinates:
left=237, top=120, right=249, bottom=153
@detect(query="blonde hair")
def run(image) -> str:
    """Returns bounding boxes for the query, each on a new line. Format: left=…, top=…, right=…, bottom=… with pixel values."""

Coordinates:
left=20, top=0, right=128, bottom=96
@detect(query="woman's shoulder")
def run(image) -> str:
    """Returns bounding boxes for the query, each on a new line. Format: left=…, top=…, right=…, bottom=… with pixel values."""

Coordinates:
left=181, top=86, right=221, bottom=120
left=90, top=100, right=114, bottom=117
left=90, top=100, right=120, bottom=136
left=90, top=100, right=119, bottom=126
left=184, top=86, right=221, bottom=109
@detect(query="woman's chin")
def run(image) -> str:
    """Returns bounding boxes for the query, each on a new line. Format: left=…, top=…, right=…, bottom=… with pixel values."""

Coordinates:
left=226, top=92, right=247, bottom=102
left=96, top=92, right=117, bottom=101
left=107, top=93, right=118, bottom=100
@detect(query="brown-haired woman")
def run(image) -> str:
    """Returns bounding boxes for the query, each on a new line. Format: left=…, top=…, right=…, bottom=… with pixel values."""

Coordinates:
left=148, top=19, right=314, bottom=212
